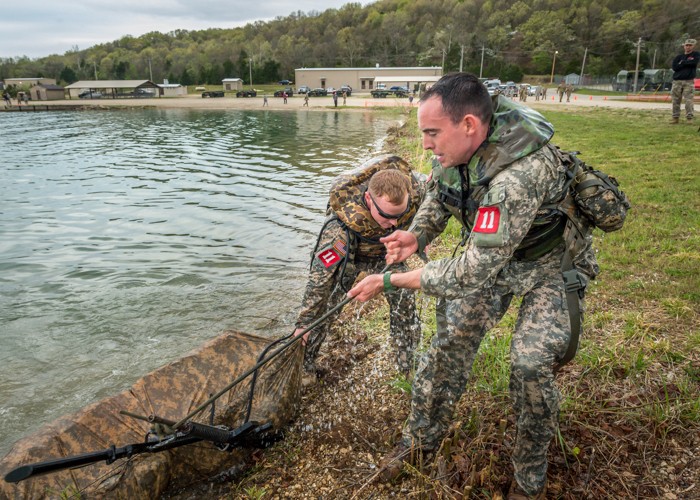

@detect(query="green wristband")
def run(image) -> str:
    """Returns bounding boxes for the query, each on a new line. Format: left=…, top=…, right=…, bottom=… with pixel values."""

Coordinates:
left=383, top=272, right=395, bottom=293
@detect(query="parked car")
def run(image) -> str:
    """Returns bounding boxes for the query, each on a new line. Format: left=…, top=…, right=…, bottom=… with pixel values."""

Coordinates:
left=278, top=80, right=293, bottom=85
left=484, top=79, right=501, bottom=95
left=389, top=86, right=408, bottom=93
left=236, top=90, right=257, bottom=97
left=274, top=87, right=294, bottom=97
left=202, top=90, right=225, bottom=98
left=133, top=88, right=155, bottom=97
left=79, top=90, right=103, bottom=99
left=339, top=85, right=352, bottom=96
left=307, top=88, right=328, bottom=97
left=297, top=86, right=310, bottom=94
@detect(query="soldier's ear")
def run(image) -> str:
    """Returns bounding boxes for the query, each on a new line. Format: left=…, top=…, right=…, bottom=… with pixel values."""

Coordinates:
left=463, top=114, right=482, bottom=134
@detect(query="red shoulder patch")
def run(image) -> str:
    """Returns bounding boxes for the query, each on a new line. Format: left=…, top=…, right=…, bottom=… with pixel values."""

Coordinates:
left=316, top=247, right=342, bottom=268
left=473, top=206, right=500, bottom=234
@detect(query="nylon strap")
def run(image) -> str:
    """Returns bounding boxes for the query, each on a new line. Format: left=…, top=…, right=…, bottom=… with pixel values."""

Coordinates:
left=555, top=219, right=587, bottom=372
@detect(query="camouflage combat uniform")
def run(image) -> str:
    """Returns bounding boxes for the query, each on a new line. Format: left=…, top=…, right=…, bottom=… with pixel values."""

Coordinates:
left=296, top=156, right=424, bottom=375
left=402, top=96, right=598, bottom=496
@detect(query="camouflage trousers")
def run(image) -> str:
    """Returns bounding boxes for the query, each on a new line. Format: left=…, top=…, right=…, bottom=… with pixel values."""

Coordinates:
left=403, top=257, right=583, bottom=496
left=304, top=259, right=422, bottom=375
left=671, top=80, right=695, bottom=119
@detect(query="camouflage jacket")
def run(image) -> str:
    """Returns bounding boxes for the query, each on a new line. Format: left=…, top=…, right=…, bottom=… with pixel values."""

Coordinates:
left=409, top=96, right=598, bottom=299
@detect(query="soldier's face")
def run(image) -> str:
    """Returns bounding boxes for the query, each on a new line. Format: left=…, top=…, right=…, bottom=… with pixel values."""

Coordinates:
left=685, top=43, right=695, bottom=54
left=418, top=96, right=482, bottom=168
left=365, top=191, right=409, bottom=229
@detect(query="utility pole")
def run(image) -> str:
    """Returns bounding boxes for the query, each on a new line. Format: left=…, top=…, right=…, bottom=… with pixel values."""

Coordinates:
left=479, top=45, right=485, bottom=78
left=93, top=61, right=98, bottom=80
left=459, top=45, right=464, bottom=72
left=633, top=37, right=642, bottom=93
left=249, top=58, right=253, bottom=89
left=148, top=58, right=153, bottom=81
left=550, top=50, right=558, bottom=84
left=579, top=47, right=588, bottom=87
left=652, top=49, right=657, bottom=69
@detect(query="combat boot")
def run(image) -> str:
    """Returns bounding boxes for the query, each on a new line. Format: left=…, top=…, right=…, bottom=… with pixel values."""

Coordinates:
left=507, top=479, right=547, bottom=500
left=669, top=117, right=679, bottom=124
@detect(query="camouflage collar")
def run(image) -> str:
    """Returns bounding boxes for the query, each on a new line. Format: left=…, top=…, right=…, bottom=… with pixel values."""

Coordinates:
left=468, top=95, right=555, bottom=186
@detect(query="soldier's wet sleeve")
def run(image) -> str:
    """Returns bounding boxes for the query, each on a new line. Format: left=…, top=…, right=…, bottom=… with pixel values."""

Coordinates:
left=295, top=221, right=347, bottom=327
left=408, top=173, right=452, bottom=254
left=420, top=154, right=560, bottom=299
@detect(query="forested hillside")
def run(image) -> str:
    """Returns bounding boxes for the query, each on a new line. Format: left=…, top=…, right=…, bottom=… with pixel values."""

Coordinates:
left=1, top=0, right=698, bottom=86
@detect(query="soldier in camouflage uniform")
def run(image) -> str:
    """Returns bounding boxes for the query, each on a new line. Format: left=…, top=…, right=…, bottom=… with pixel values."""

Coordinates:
left=295, top=156, right=424, bottom=378
left=349, top=73, right=598, bottom=499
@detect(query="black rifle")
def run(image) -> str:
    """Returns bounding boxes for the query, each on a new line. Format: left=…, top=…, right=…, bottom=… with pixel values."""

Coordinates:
left=4, top=414, right=271, bottom=484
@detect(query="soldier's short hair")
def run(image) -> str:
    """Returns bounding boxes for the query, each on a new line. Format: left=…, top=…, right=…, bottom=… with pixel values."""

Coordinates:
left=368, top=169, right=411, bottom=205
left=421, top=72, right=493, bottom=126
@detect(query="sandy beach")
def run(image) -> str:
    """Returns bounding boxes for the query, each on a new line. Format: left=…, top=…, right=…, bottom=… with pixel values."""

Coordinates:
left=4, top=92, right=679, bottom=112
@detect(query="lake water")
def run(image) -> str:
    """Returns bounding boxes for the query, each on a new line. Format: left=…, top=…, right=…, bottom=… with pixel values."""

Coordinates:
left=0, top=107, right=397, bottom=455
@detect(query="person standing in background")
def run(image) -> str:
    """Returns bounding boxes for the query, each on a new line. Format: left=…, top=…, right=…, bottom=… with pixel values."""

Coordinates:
left=670, top=38, right=699, bottom=124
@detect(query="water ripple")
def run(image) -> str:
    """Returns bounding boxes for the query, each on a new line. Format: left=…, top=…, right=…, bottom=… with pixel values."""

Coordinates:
left=0, top=108, right=395, bottom=454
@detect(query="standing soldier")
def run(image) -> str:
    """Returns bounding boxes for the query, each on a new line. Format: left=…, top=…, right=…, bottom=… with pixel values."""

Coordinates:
left=541, top=86, right=548, bottom=101
left=565, top=83, right=574, bottom=102
left=519, top=84, right=528, bottom=102
left=295, top=156, right=424, bottom=382
left=670, top=38, right=699, bottom=124
left=557, top=82, right=566, bottom=102
left=350, top=73, right=600, bottom=499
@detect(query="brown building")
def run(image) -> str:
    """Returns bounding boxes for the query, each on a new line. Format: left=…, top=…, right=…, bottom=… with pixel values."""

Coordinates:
left=29, top=84, right=65, bottom=101
left=294, top=66, right=443, bottom=93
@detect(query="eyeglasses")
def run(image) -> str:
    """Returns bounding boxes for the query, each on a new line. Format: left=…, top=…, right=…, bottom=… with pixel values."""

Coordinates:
left=367, top=191, right=411, bottom=220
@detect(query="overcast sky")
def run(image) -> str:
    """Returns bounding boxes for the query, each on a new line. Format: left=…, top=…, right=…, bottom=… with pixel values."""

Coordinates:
left=1, top=0, right=377, bottom=59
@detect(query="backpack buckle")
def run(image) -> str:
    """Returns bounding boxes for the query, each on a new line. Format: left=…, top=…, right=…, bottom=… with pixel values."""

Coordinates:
left=563, top=269, right=585, bottom=297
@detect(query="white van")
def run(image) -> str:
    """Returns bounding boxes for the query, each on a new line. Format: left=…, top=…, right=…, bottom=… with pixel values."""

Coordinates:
left=484, top=79, right=501, bottom=95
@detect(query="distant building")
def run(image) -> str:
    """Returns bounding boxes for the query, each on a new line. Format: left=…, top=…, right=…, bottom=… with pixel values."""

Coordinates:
left=4, top=77, right=57, bottom=88
left=564, top=73, right=581, bottom=85
left=64, top=80, right=159, bottom=99
left=158, top=81, right=187, bottom=97
left=222, top=78, right=243, bottom=91
left=294, top=67, right=443, bottom=93
left=29, top=84, right=65, bottom=101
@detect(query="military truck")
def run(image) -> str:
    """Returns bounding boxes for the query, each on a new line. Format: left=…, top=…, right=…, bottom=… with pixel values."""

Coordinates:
left=274, top=87, right=294, bottom=97
left=370, top=88, right=407, bottom=98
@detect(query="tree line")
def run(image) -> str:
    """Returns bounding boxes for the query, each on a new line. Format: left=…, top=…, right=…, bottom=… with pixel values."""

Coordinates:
left=1, top=0, right=697, bottom=88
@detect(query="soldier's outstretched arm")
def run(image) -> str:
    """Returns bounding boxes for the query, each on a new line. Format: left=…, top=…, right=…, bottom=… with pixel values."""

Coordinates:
left=380, top=230, right=418, bottom=265
left=347, top=268, right=422, bottom=302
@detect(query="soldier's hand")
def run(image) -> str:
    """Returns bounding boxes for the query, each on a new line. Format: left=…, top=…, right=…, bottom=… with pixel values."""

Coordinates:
left=381, top=231, right=418, bottom=264
left=347, top=274, right=383, bottom=302
left=294, top=327, right=309, bottom=346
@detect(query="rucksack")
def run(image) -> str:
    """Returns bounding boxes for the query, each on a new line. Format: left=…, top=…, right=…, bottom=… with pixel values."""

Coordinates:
left=568, top=153, right=631, bottom=232
left=553, top=149, right=631, bottom=371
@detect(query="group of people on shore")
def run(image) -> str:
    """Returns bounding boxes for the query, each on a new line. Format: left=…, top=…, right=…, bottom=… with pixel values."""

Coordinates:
left=292, top=71, right=604, bottom=499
